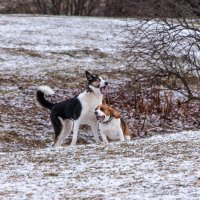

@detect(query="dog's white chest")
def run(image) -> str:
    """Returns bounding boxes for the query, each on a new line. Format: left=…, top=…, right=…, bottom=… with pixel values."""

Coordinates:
left=78, top=91, right=103, bottom=124
left=99, top=119, right=121, bottom=140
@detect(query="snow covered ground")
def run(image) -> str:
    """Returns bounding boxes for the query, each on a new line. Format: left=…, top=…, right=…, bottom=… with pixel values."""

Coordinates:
left=0, top=14, right=130, bottom=151
left=1, top=131, right=200, bottom=199
left=0, top=14, right=126, bottom=76
left=0, top=15, right=200, bottom=199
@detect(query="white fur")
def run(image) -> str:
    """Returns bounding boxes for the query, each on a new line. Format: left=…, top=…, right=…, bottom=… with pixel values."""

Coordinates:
left=37, top=76, right=107, bottom=147
left=125, top=135, right=131, bottom=141
left=38, top=85, right=55, bottom=95
left=68, top=77, right=107, bottom=146
left=54, top=77, right=106, bottom=146
left=99, top=118, right=125, bottom=144
left=95, top=107, right=130, bottom=144
left=35, top=86, right=55, bottom=108
left=89, top=77, right=107, bottom=96
left=53, top=90, right=103, bottom=146
left=70, top=91, right=103, bottom=145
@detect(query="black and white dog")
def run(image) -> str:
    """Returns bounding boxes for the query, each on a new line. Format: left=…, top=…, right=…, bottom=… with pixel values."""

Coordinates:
left=35, top=71, right=108, bottom=146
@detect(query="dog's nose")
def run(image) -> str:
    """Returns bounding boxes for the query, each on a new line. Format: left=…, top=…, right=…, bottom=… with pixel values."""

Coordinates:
left=105, top=82, right=108, bottom=86
left=94, top=111, right=98, bottom=115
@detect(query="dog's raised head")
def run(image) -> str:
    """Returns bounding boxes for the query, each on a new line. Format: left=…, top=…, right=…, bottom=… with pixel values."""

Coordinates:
left=85, top=71, right=108, bottom=95
left=94, top=104, right=120, bottom=123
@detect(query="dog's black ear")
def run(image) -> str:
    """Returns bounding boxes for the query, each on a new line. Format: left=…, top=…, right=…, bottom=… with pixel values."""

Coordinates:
left=85, top=71, right=93, bottom=81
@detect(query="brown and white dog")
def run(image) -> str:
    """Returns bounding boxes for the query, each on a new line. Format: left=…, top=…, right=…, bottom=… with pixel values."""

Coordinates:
left=94, top=104, right=131, bottom=144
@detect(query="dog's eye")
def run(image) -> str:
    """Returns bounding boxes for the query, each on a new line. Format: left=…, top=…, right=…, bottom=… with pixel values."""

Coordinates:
left=94, top=78, right=100, bottom=82
left=94, top=80, right=99, bottom=84
left=100, top=108, right=104, bottom=112
left=92, top=76, right=100, bottom=81
left=92, top=80, right=100, bottom=87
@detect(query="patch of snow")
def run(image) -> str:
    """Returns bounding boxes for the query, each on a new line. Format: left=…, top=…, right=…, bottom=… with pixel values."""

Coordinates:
left=0, top=131, right=200, bottom=199
left=0, top=15, right=126, bottom=76
left=0, top=15, right=200, bottom=199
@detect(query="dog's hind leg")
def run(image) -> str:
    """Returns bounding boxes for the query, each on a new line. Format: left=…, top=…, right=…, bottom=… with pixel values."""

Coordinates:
left=61, top=119, right=73, bottom=141
left=51, top=113, right=64, bottom=147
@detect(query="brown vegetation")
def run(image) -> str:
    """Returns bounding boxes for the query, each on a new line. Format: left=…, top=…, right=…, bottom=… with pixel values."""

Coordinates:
left=0, top=0, right=199, bottom=17
left=109, top=79, right=200, bottom=137
left=121, top=0, right=200, bottom=136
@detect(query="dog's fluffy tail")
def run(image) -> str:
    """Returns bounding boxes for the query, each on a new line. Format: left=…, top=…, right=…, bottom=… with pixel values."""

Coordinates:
left=35, top=85, right=55, bottom=110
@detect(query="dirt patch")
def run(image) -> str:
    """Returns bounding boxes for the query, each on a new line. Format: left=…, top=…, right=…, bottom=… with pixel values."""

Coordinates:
left=2, top=47, right=43, bottom=58
left=52, top=48, right=109, bottom=59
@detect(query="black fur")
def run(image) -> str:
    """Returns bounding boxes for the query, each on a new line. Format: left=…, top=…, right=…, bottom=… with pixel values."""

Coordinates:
left=51, top=97, right=82, bottom=120
left=85, top=71, right=101, bottom=88
left=36, top=71, right=105, bottom=145
left=50, top=112, right=62, bottom=141
left=50, top=97, right=82, bottom=141
left=37, top=92, right=82, bottom=141
left=36, top=90, right=54, bottom=110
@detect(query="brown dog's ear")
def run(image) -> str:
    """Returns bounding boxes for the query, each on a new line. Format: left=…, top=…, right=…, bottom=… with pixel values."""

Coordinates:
left=109, top=107, right=120, bottom=119
left=102, top=100, right=107, bottom=105
left=95, top=105, right=101, bottom=110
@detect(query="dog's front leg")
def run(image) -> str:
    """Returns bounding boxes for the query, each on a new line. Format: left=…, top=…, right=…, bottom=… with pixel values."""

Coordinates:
left=90, top=122, right=101, bottom=144
left=100, top=131, right=109, bottom=144
left=71, top=121, right=80, bottom=146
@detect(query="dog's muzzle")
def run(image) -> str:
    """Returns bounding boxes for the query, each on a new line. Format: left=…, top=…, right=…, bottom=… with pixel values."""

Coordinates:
left=96, top=115, right=105, bottom=123
left=94, top=111, right=105, bottom=123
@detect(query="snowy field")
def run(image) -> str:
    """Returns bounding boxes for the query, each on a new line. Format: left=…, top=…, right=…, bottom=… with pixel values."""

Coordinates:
left=0, top=14, right=126, bottom=75
left=0, top=15, right=200, bottom=199
left=1, top=131, right=200, bottom=199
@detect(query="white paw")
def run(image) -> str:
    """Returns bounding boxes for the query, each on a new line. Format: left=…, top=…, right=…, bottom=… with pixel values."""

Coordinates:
left=102, top=141, right=109, bottom=145
left=125, top=135, right=131, bottom=141
left=96, top=140, right=102, bottom=144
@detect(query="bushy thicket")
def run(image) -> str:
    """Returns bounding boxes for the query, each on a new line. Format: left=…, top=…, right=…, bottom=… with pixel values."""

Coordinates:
left=0, top=0, right=199, bottom=17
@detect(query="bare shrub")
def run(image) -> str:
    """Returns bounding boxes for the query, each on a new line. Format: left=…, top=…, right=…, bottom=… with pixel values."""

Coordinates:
left=121, top=0, right=200, bottom=135
left=32, top=0, right=103, bottom=15
left=1, top=0, right=200, bottom=17
left=125, top=0, right=200, bottom=102
left=33, top=0, right=49, bottom=14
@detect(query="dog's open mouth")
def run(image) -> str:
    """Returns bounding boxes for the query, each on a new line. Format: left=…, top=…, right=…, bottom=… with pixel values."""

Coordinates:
left=96, top=115, right=105, bottom=123
left=100, top=85, right=108, bottom=94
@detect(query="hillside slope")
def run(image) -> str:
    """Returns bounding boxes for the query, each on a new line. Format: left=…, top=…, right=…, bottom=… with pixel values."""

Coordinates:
left=1, top=131, right=200, bottom=199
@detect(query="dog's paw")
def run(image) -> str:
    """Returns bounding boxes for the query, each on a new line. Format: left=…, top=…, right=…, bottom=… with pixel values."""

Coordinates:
left=96, top=141, right=103, bottom=145
left=102, top=141, right=109, bottom=145
left=125, top=135, right=131, bottom=141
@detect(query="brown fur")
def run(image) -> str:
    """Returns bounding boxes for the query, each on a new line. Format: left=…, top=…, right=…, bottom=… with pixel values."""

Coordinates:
left=96, top=104, right=131, bottom=139
left=97, top=104, right=120, bottom=119
left=109, top=107, right=120, bottom=119
left=120, top=119, right=130, bottom=137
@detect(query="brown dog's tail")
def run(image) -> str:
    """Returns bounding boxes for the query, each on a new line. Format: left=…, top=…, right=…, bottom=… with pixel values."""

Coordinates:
left=120, top=118, right=131, bottom=141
